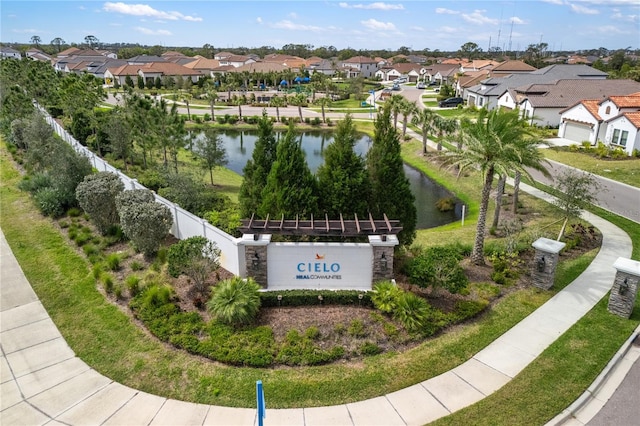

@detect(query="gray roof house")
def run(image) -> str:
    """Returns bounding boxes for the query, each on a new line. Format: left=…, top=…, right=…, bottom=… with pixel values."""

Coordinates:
left=1, top=46, right=21, bottom=60
left=499, top=79, right=640, bottom=127
left=466, top=64, right=608, bottom=110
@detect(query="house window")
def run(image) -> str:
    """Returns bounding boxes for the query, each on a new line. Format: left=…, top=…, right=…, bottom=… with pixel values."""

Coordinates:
left=611, top=129, right=628, bottom=147
left=605, top=106, right=611, bottom=114
left=478, top=97, right=484, bottom=107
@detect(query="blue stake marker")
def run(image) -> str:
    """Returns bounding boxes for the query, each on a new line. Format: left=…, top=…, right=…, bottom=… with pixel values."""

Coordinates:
left=256, top=380, right=266, bottom=426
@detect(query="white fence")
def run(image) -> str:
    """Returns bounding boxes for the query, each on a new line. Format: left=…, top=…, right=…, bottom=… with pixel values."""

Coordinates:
left=37, top=105, right=244, bottom=275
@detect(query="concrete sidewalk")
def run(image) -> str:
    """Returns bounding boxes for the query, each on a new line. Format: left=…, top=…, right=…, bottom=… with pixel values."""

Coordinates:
left=0, top=182, right=633, bottom=425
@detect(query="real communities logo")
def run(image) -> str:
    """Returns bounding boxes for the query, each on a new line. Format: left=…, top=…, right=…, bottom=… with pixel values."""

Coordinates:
left=296, top=254, right=342, bottom=280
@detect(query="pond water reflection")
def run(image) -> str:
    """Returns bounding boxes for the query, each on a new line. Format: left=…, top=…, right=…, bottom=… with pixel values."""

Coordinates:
left=190, top=130, right=462, bottom=229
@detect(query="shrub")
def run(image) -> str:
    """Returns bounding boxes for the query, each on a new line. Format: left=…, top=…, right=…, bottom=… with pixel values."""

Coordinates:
left=435, top=197, right=455, bottom=212
left=75, top=172, right=124, bottom=234
left=360, top=341, right=382, bottom=356
left=34, top=187, right=65, bottom=217
left=82, top=244, right=99, bottom=257
left=371, top=281, right=402, bottom=313
left=405, top=245, right=468, bottom=294
left=125, top=275, right=141, bottom=297
left=130, top=260, right=143, bottom=271
left=105, top=253, right=122, bottom=271
left=275, top=330, right=344, bottom=366
left=101, top=273, right=114, bottom=294
left=118, top=202, right=173, bottom=257
left=167, top=236, right=220, bottom=293
left=348, top=319, right=367, bottom=338
left=207, top=277, right=261, bottom=326
left=115, top=189, right=155, bottom=212
left=393, top=292, right=431, bottom=333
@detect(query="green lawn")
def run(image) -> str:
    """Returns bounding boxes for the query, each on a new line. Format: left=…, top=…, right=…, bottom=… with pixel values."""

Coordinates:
left=543, top=148, right=640, bottom=188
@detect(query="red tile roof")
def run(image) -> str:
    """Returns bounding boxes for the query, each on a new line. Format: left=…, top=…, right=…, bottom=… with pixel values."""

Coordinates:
left=623, top=111, right=640, bottom=128
left=606, top=95, right=640, bottom=108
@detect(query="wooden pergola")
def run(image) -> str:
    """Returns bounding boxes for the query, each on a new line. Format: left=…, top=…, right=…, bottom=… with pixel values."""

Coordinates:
left=239, top=213, right=402, bottom=237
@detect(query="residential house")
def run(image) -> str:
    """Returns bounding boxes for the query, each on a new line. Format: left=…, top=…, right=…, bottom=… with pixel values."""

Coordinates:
left=499, top=79, right=640, bottom=127
left=467, top=64, right=608, bottom=110
left=456, top=69, right=493, bottom=98
left=0, top=47, right=21, bottom=60
left=423, top=64, right=460, bottom=85
left=307, top=58, right=337, bottom=76
left=218, top=54, right=255, bottom=68
left=375, top=63, right=422, bottom=82
left=25, top=48, right=51, bottom=62
left=183, top=57, right=221, bottom=77
left=105, top=62, right=202, bottom=86
left=459, top=60, right=500, bottom=72
left=126, top=55, right=166, bottom=65
left=490, top=60, right=536, bottom=75
left=558, top=93, right=640, bottom=155
left=605, top=112, right=640, bottom=156
left=213, top=51, right=234, bottom=60
left=340, top=56, right=379, bottom=78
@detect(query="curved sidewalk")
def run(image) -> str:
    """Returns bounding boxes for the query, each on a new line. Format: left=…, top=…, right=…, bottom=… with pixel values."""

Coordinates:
left=0, top=187, right=633, bottom=425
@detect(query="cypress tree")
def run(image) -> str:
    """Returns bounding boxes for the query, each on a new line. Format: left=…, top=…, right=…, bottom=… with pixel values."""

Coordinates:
left=316, top=114, right=370, bottom=218
left=367, top=104, right=416, bottom=246
left=238, top=111, right=278, bottom=218
left=260, top=123, right=318, bottom=219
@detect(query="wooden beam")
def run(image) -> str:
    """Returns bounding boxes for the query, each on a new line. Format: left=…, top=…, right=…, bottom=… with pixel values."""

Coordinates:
left=383, top=213, right=392, bottom=232
left=369, top=212, right=377, bottom=232
left=279, top=214, right=284, bottom=230
left=340, top=213, right=345, bottom=233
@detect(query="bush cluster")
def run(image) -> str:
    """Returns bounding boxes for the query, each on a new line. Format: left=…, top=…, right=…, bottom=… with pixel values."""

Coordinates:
left=404, top=245, right=469, bottom=294
left=259, top=290, right=373, bottom=308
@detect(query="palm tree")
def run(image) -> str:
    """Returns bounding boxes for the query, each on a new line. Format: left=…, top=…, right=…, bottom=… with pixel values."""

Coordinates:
left=84, top=35, right=99, bottom=49
left=411, top=108, right=438, bottom=154
left=291, top=93, right=307, bottom=122
left=270, top=95, right=285, bottom=122
left=313, top=96, right=332, bottom=123
left=387, top=95, right=405, bottom=129
left=399, top=99, right=418, bottom=138
left=203, top=82, right=218, bottom=121
left=445, top=108, right=550, bottom=265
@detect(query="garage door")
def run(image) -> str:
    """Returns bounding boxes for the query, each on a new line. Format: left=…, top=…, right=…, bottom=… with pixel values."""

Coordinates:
left=563, top=122, right=591, bottom=142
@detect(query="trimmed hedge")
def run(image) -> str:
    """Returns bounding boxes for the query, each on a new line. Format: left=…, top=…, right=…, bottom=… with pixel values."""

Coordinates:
left=259, top=289, right=373, bottom=308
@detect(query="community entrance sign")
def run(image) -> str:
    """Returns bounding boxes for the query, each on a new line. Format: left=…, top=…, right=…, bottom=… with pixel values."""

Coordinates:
left=240, top=214, right=401, bottom=290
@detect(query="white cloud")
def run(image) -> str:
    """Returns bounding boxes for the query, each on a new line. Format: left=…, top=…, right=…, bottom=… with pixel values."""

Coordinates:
left=439, top=26, right=460, bottom=34
left=462, top=10, right=499, bottom=25
left=410, top=25, right=425, bottom=31
left=12, top=28, right=44, bottom=34
left=360, top=19, right=396, bottom=30
left=256, top=17, right=263, bottom=24
left=435, top=8, right=460, bottom=15
left=510, top=16, right=526, bottom=24
left=103, top=2, right=202, bottom=22
left=611, top=11, right=639, bottom=22
left=339, top=2, right=404, bottom=10
left=593, top=24, right=634, bottom=34
left=569, top=3, right=600, bottom=14
left=541, top=0, right=564, bottom=5
left=271, top=20, right=322, bottom=31
left=288, top=12, right=298, bottom=19
left=134, top=26, right=172, bottom=36
left=8, top=14, right=17, bottom=18
left=109, top=22, right=123, bottom=27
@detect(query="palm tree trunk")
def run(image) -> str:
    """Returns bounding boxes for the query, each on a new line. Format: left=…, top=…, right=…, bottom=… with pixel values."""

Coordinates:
left=422, top=132, right=428, bottom=155
left=472, top=167, right=494, bottom=265
left=512, top=171, right=521, bottom=214
left=492, top=174, right=506, bottom=229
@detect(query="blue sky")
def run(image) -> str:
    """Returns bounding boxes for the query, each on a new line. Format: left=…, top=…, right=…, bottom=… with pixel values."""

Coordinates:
left=1, top=1, right=638, bottom=52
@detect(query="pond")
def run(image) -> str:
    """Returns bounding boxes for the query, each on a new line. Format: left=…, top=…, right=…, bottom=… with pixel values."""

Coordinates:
left=190, top=130, right=463, bottom=229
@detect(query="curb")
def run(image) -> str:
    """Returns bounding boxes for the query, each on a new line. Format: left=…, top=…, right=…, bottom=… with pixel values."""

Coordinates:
left=546, top=324, right=640, bottom=425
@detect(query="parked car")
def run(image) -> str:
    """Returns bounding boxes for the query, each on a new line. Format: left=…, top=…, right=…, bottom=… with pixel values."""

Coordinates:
left=392, top=83, right=401, bottom=91
left=416, top=82, right=426, bottom=89
left=438, top=97, right=464, bottom=108
left=395, top=77, right=407, bottom=84
left=428, top=80, right=439, bottom=86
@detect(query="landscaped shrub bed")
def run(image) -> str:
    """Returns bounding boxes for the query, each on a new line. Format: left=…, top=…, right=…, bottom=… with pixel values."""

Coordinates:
left=259, top=289, right=373, bottom=308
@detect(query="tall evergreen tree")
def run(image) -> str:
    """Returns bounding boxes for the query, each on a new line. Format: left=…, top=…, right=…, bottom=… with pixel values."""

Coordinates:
left=239, top=111, right=278, bottom=218
left=260, top=123, right=318, bottom=219
left=367, top=105, right=417, bottom=246
left=316, top=114, right=370, bottom=218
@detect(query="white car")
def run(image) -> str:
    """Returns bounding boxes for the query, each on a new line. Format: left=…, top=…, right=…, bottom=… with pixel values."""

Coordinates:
left=395, top=77, right=407, bottom=84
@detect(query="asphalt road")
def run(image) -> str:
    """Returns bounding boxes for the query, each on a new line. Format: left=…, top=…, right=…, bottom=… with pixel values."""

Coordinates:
left=587, top=336, right=640, bottom=426
left=526, top=159, right=640, bottom=224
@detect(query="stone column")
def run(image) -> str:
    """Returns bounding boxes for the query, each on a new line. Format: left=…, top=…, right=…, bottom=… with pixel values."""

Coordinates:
left=369, top=235, right=399, bottom=284
left=242, top=234, right=271, bottom=289
left=531, top=237, right=566, bottom=290
left=608, top=257, right=640, bottom=319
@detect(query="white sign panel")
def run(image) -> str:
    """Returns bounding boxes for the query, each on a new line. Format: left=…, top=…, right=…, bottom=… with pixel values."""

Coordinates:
left=267, top=243, right=373, bottom=290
